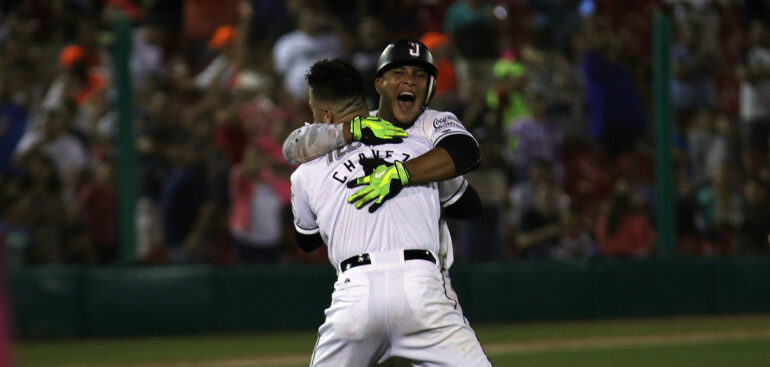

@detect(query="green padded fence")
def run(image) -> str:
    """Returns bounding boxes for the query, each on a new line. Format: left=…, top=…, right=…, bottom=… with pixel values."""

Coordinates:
left=8, top=267, right=83, bottom=338
left=83, top=266, right=215, bottom=336
left=7, top=257, right=770, bottom=339
left=214, top=264, right=335, bottom=332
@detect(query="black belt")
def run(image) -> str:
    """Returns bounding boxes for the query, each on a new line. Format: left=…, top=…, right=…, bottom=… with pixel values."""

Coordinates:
left=340, top=250, right=436, bottom=272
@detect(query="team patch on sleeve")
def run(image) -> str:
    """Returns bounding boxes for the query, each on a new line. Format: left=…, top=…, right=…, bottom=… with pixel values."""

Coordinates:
left=432, top=115, right=462, bottom=130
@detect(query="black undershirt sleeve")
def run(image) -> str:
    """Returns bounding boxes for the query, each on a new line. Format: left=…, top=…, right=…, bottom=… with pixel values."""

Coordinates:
left=436, top=134, right=481, bottom=175
left=444, top=184, right=482, bottom=219
left=294, top=230, right=324, bottom=253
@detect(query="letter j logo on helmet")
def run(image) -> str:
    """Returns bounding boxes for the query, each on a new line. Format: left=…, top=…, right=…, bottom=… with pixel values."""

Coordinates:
left=408, top=42, right=420, bottom=57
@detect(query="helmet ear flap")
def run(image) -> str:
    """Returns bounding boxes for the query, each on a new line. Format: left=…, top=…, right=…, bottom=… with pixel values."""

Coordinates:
left=424, top=75, right=436, bottom=106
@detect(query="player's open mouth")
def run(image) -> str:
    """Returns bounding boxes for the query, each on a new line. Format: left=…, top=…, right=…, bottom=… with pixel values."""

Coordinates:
left=396, top=92, right=416, bottom=112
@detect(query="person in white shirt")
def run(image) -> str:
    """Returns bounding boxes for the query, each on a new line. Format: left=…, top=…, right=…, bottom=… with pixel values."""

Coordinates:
left=272, top=8, right=343, bottom=101
left=738, top=19, right=770, bottom=166
left=291, top=59, right=489, bottom=366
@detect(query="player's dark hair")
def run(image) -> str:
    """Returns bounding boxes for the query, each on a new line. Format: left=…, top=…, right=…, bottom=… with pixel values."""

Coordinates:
left=306, top=59, right=367, bottom=111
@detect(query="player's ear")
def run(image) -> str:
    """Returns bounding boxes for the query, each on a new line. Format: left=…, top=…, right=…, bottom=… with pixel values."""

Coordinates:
left=322, top=107, right=333, bottom=124
left=375, top=77, right=383, bottom=95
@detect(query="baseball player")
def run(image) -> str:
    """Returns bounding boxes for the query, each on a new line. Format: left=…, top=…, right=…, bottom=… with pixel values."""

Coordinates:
left=283, top=40, right=481, bottom=310
left=291, top=59, right=490, bottom=366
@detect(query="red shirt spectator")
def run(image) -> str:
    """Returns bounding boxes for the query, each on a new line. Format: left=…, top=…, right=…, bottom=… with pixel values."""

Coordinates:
left=76, top=162, right=118, bottom=264
left=595, top=185, right=656, bottom=258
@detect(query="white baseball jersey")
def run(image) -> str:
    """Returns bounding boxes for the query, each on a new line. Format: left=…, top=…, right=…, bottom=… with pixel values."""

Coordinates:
left=291, top=138, right=441, bottom=270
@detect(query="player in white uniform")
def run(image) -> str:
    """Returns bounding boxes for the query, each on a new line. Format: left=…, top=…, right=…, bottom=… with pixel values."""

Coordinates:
left=291, top=59, right=489, bottom=366
left=284, top=40, right=480, bottom=312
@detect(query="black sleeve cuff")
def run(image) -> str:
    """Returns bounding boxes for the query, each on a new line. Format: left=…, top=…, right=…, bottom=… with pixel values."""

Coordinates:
left=294, top=230, right=324, bottom=253
left=436, top=134, right=481, bottom=175
left=444, top=184, right=482, bottom=219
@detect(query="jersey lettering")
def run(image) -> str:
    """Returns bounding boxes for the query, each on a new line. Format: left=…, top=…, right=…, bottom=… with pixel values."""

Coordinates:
left=326, top=142, right=363, bottom=164
left=328, top=148, right=413, bottom=185
left=332, top=171, right=346, bottom=183
left=344, top=159, right=355, bottom=172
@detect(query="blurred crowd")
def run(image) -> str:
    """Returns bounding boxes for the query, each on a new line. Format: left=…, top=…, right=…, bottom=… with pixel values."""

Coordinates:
left=0, top=0, right=768, bottom=267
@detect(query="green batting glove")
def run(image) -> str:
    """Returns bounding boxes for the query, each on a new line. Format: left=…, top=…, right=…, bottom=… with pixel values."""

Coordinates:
left=346, top=160, right=410, bottom=213
left=349, top=116, right=408, bottom=145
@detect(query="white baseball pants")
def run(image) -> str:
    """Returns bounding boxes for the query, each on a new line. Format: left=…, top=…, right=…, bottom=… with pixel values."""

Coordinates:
left=310, top=250, right=491, bottom=366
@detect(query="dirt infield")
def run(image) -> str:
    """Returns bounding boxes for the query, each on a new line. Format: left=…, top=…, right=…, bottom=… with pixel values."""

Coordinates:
left=67, top=328, right=770, bottom=367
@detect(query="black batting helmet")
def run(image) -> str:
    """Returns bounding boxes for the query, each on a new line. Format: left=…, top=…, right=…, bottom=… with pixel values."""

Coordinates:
left=376, top=39, right=438, bottom=106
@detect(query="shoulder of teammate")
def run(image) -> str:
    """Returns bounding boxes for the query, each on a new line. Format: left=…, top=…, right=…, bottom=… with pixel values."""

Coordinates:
left=416, top=108, right=476, bottom=147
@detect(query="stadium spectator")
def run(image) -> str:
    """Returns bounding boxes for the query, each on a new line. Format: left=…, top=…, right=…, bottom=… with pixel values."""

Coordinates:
left=516, top=181, right=563, bottom=260
left=486, top=57, right=530, bottom=133
left=272, top=7, right=345, bottom=101
left=685, top=109, right=717, bottom=186
left=76, top=161, right=118, bottom=264
left=42, top=45, right=107, bottom=111
left=16, top=154, right=70, bottom=265
left=579, top=20, right=647, bottom=159
left=505, top=90, right=562, bottom=183
left=13, top=107, right=90, bottom=198
left=551, top=203, right=598, bottom=261
left=158, top=135, right=214, bottom=264
left=459, top=72, right=498, bottom=137
left=508, top=159, right=570, bottom=231
left=671, top=20, right=720, bottom=116
left=457, top=142, right=507, bottom=261
left=694, top=164, right=743, bottom=254
left=130, top=17, right=167, bottom=90
left=350, top=16, right=388, bottom=109
left=519, top=28, right=583, bottom=127
left=228, top=144, right=287, bottom=264
left=735, top=175, right=770, bottom=254
left=194, top=0, right=252, bottom=92
left=444, top=0, right=499, bottom=101
left=675, top=163, right=705, bottom=255
left=595, top=178, right=655, bottom=258
left=135, top=87, right=174, bottom=262
left=705, top=112, right=739, bottom=182
left=737, top=19, right=770, bottom=171
left=0, top=72, right=28, bottom=176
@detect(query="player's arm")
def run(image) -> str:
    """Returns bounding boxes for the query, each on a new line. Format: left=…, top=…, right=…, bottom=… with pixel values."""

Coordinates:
left=282, top=123, right=348, bottom=165
left=403, top=134, right=480, bottom=185
left=347, top=129, right=481, bottom=212
left=282, top=116, right=407, bottom=164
